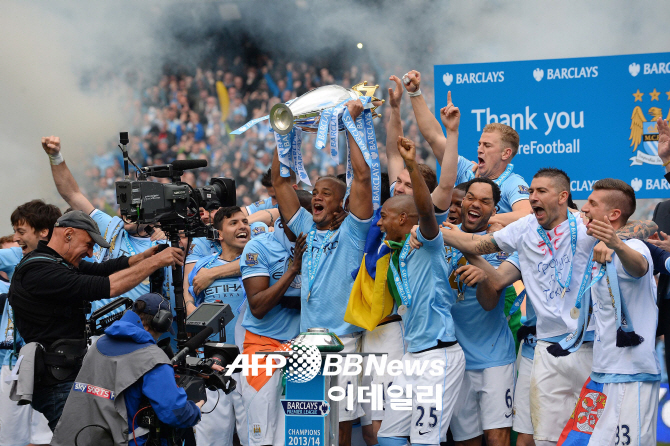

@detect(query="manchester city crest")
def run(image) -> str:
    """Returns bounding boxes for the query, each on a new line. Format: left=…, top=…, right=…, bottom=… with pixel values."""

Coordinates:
left=628, top=89, right=669, bottom=166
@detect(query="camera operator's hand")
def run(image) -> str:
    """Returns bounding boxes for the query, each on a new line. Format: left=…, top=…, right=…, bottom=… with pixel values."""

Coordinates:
left=196, top=400, right=205, bottom=408
left=139, top=244, right=163, bottom=260
left=128, top=244, right=167, bottom=267
left=149, top=228, right=167, bottom=242
left=211, top=364, right=225, bottom=372
left=153, top=247, right=185, bottom=268
left=41, top=136, right=61, bottom=155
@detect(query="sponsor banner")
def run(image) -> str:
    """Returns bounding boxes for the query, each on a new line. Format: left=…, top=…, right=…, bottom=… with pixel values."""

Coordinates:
left=435, top=52, right=670, bottom=199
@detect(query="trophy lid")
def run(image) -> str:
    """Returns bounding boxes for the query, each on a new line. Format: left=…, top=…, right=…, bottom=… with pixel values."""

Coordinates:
left=287, top=85, right=357, bottom=117
left=292, top=328, right=344, bottom=352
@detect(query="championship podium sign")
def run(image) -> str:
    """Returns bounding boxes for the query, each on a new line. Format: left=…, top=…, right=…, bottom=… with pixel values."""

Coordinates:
left=281, top=328, right=344, bottom=446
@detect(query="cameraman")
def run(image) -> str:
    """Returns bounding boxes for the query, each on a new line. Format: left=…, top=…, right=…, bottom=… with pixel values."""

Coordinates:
left=8, top=211, right=184, bottom=430
left=51, top=293, right=204, bottom=446
left=41, top=136, right=174, bottom=311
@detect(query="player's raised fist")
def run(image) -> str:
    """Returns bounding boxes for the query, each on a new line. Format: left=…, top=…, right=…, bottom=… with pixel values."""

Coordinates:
left=402, top=70, right=421, bottom=93
left=397, top=136, right=416, bottom=161
left=41, top=136, right=61, bottom=155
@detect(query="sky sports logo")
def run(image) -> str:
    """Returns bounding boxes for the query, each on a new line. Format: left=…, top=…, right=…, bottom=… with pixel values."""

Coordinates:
left=532, top=66, right=598, bottom=82
left=442, top=71, right=504, bottom=86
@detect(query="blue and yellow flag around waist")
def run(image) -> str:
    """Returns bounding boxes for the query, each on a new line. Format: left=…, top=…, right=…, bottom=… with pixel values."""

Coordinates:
left=345, top=211, right=396, bottom=331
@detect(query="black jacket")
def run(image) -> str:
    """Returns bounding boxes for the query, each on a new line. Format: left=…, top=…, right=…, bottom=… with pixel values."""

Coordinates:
left=8, top=241, right=129, bottom=347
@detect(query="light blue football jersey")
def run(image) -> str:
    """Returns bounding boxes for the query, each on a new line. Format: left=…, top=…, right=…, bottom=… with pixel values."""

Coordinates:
left=456, top=155, right=476, bottom=185
left=246, top=196, right=277, bottom=215
left=0, top=247, right=22, bottom=281
left=240, top=230, right=301, bottom=341
left=186, top=237, right=221, bottom=265
left=189, top=254, right=246, bottom=344
left=0, top=251, right=23, bottom=366
left=445, top=240, right=518, bottom=370
left=0, top=281, right=20, bottom=367
left=496, top=172, right=530, bottom=214
left=89, top=210, right=173, bottom=312
left=288, top=207, right=371, bottom=336
left=458, top=159, right=529, bottom=213
left=397, top=228, right=457, bottom=352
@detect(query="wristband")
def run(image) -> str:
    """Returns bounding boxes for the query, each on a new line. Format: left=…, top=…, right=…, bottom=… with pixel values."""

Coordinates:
left=49, top=152, right=64, bottom=166
left=664, top=158, right=670, bottom=167
left=407, top=88, right=422, bottom=97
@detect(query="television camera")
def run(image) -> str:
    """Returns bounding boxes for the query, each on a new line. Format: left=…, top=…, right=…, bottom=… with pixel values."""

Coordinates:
left=109, top=132, right=241, bottom=445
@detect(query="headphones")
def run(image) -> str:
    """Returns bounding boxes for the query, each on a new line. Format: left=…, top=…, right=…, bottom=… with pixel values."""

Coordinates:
left=133, top=295, right=173, bottom=333
left=151, top=299, right=173, bottom=333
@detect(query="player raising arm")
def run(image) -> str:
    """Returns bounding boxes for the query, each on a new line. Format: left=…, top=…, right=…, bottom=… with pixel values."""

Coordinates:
left=403, top=70, right=532, bottom=226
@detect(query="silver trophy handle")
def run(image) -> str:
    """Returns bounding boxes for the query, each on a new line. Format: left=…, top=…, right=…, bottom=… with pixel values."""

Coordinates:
left=270, top=103, right=295, bottom=135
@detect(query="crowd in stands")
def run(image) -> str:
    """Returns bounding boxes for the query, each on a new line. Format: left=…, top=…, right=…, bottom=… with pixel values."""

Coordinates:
left=82, top=56, right=440, bottom=215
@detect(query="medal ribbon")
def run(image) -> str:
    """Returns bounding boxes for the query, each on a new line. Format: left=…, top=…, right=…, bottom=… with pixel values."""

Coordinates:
left=449, top=248, right=466, bottom=298
left=508, top=289, right=526, bottom=316
left=555, top=241, right=604, bottom=354
left=384, top=237, right=407, bottom=307
left=605, top=260, right=642, bottom=347
left=493, top=163, right=514, bottom=186
left=536, top=210, right=577, bottom=294
left=386, top=237, right=413, bottom=308
left=305, top=227, right=336, bottom=299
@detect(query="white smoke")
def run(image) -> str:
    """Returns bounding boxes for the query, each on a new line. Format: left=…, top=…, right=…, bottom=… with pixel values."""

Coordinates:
left=0, top=0, right=667, bottom=233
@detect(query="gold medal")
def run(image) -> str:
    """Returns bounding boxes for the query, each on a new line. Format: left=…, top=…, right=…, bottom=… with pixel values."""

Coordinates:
left=570, top=307, right=580, bottom=319
left=398, top=305, right=407, bottom=316
left=457, top=292, right=465, bottom=302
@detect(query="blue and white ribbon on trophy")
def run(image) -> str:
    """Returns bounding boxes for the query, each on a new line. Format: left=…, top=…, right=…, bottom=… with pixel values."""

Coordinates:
left=232, top=92, right=381, bottom=210
left=339, top=96, right=381, bottom=209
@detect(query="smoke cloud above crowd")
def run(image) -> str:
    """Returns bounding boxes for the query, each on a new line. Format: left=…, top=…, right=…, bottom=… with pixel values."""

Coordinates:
left=0, top=0, right=668, bottom=233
